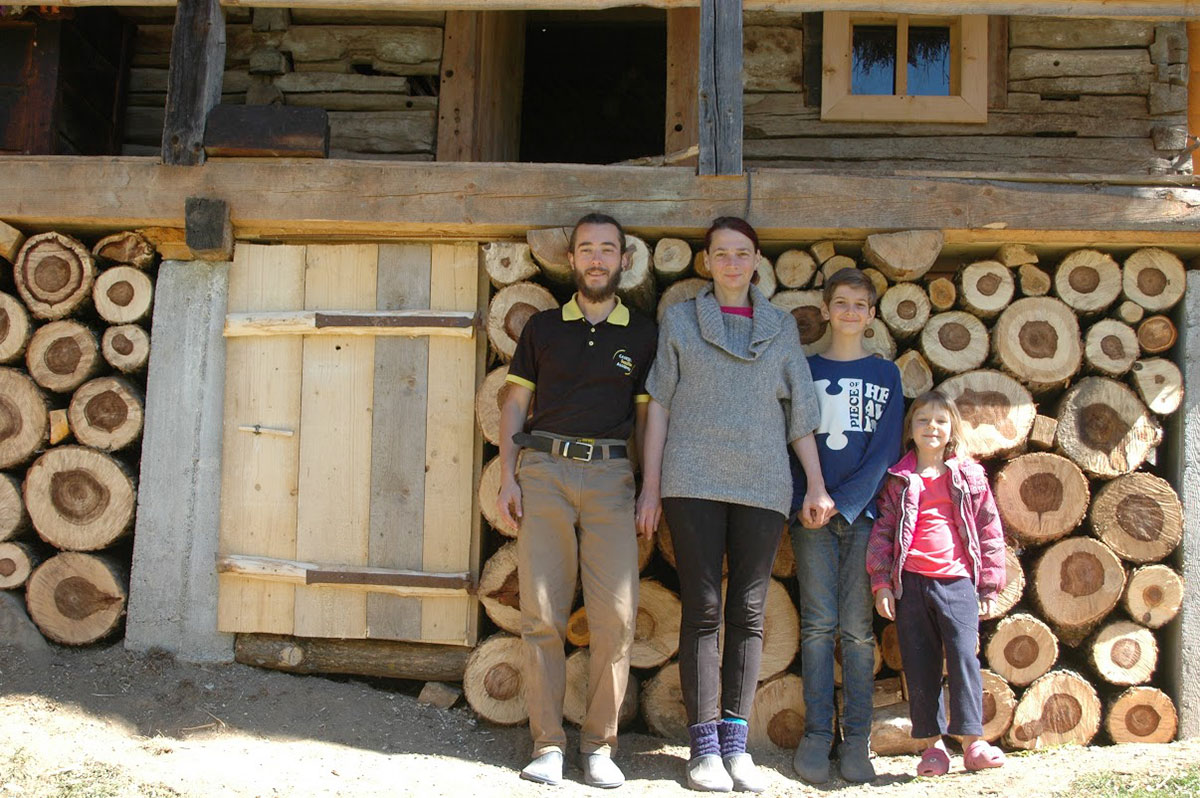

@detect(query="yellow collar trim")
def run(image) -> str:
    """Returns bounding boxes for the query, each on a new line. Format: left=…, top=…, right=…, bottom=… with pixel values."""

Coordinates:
left=562, top=295, right=630, bottom=326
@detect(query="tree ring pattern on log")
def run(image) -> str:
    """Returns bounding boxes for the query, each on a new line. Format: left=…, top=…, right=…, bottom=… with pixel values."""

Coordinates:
left=1059, top=552, right=1103, bottom=598
left=484, top=663, right=521, bottom=701
left=84, top=391, right=129, bottom=432
left=1136, top=269, right=1166, bottom=297
left=45, top=339, right=82, bottom=375
left=955, top=389, right=1017, bottom=439
left=503, top=302, right=538, bottom=341
left=1005, top=635, right=1039, bottom=669
left=37, top=257, right=72, bottom=294
left=1077, top=403, right=1131, bottom=453
left=0, top=368, right=48, bottom=469
left=768, top=710, right=804, bottom=749
left=897, top=300, right=917, bottom=320
left=111, top=334, right=134, bottom=356
left=982, top=692, right=997, bottom=724
left=0, top=398, right=22, bottom=441
left=939, top=322, right=970, bottom=351
left=977, top=273, right=1002, bottom=296
left=106, top=281, right=135, bottom=307
left=1068, top=267, right=1099, bottom=294
left=55, top=575, right=120, bottom=620
left=0, top=556, right=14, bottom=577
left=1143, top=586, right=1163, bottom=607
left=1018, top=321, right=1057, bottom=359
left=50, top=470, right=111, bottom=525
left=792, top=307, right=826, bottom=345
left=1126, top=706, right=1161, bottom=737
left=0, top=310, right=9, bottom=342
left=1110, top=639, right=1141, bottom=670
left=1115, top=495, right=1162, bottom=542
left=1099, top=335, right=1125, bottom=360
left=17, top=235, right=95, bottom=317
left=1020, top=473, right=1062, bottom=515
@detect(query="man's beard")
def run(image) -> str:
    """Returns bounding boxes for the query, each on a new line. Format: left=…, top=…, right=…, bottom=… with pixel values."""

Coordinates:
left=574, top=266, right=623, bottom=302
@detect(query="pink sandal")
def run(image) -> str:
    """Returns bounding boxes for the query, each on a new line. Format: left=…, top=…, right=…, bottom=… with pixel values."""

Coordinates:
left=917, top=746, right=950, bottom=777
left=963, top=740, right=1005, bottom=771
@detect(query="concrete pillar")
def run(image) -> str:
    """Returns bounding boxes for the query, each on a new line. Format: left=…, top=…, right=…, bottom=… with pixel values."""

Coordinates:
left=1173, top=271, right=1200, bottom=737
left=125, top=260, right=233, bottom=662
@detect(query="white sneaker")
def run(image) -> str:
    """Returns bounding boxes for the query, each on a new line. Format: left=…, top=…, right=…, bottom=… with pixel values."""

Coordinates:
left=520, top=751, right=563, bottom=785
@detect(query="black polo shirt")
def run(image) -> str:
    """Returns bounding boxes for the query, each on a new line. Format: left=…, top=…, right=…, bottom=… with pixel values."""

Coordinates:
left=506, top=295, right=657, bottom=440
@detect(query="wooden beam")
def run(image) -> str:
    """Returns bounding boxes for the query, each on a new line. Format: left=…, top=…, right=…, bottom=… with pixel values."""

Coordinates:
left=204, top=104, right=330, bottom=158
left=665, top=8, right=700, bottom=166
left=32, top=2, right=1200, bottom=20
left=436, top=11, right=525, bottom=162
left=162, top=0, right=226, bottom=165
left=219, top=554, right=474, bottom=598
left=698, top=0, right=743, bottom=175
left=185, top=196, right=233, bottom=259
left=5, top=157, right=1200, bottom=246
left=1189, top=22, right=1200, bottom=146
left=223, top=309, right=477, bottom=337
left=235, top=633, right=472, bottom=682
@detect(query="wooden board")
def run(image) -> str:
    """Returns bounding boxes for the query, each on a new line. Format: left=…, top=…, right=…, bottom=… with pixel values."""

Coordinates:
left=422, top=243, right=483, bottom=644
left=293, top=244, right=377, bottom=638
left=217, top=243, right=305, bottom=634
left=367, top=243, right=430, bottom=641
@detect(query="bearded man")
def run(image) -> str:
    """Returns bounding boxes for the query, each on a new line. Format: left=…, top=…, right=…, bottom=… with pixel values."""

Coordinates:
left=497, top=213, right=657, bottom=788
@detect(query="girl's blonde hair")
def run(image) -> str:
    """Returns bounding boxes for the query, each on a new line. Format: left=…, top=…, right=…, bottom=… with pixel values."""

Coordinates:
left=902, top=390, right=967, bottom=460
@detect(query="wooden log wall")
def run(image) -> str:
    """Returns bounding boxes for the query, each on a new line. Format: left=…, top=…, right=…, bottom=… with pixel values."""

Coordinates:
left=0, top=227, right=157, bottom=647
left=466, top=228, right=1187, bottom=755
left=742, top=15, right=1190, bottom=176
left=120, top=8, right=442, bottom=160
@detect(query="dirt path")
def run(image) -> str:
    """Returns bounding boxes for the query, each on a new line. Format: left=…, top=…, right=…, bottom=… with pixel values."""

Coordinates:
left=1, top=642, right=1198, bottom=798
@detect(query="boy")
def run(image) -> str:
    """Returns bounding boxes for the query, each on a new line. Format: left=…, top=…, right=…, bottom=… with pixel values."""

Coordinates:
left=790, top=267, right=905, bottom=784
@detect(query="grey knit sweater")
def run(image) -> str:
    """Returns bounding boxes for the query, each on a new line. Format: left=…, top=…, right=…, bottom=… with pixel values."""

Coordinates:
left=645, top=284, right=821, bottom=517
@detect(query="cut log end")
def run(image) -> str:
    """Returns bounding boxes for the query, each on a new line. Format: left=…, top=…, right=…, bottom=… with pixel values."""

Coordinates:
left=1106, top=687, right=1177, bottom=744
left=1003, top=670, right=1101, bottom=750
left=1122, top=248, right=1185, bottom=313
left=482, top=241, right=539, bottom=288
left=101, top=325, right=151, bottom=374
left=486, top=282, right=556, bottom=362
left=67, top=377, right=145, bottom=452
left=1032, top=537, right=1125, bottom=646
left=15, top=233, right=97, bottom=320
left=26, top=321, right=102, bottom=394
left=986, top=613, right=1058, bottom=687
left=0, top=367, right=50, bottom=470
left=25, top=551, right=127, bottom=645
left=1122, top=564, right=1183, bottom=629
left=462, top=634, right=528, bottom=725
left=1055, top=377, right=1161, bottom=478
left=93, top=266, right=154, bottom=324
left=937, top=369, right=1035, bottom=459
left=959, top=260, right=1014, bottom=319
left=0, top=292, right=32, bottom=364
left=920, top=311, right=988, bottom=376
left=1087, top=620, right=1157, bottom=686
left=1054, top=249, right=1121, bottom=315
left=993, top=453, right=1089, bottom=548
left=1089, top=472, right=1182, bottom=563
left=477, top=541, right=521, bottom=635
left=24, top=446, right=136, bottom=552
left=992, top=297, right=1081, bottom=393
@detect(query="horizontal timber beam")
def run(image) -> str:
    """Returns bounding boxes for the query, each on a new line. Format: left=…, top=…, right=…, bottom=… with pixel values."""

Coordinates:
left=4, top=156, right=1200, bottom=248
left=224, top=309, right=478, bottom=337
left=218, top=554, right=475, bottom=597
left=29, top=1, right=1200, bottom=20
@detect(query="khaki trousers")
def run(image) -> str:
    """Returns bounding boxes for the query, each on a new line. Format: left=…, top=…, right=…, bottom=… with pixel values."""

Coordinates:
left=516, top=449, right=639, bottom=757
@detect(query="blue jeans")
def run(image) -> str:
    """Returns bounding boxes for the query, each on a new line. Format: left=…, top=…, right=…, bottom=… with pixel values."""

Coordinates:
left=791, top=513, right=875, bottom=744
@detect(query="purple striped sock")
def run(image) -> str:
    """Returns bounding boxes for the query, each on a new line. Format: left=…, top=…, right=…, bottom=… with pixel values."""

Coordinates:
left=688, top=722, right=721, bottom=759
left=718, top=720, right=749, bottom=756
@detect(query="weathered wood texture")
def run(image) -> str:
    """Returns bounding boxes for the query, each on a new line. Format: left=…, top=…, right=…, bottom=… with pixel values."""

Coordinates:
left=162, top=0, right=226, bottom=165
left=217, top=242, right=483, bottom=645
left=9, top=159, right=1200, bottom=244
left=742, top=17, right=1190, bottom=176
left=698, top=0, right=743, bottom=175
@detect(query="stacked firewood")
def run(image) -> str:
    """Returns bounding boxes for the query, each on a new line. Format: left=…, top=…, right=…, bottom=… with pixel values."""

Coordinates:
left=468, top=228, right=1185, bottom=755
left=0, top=229, right=154, bottom=647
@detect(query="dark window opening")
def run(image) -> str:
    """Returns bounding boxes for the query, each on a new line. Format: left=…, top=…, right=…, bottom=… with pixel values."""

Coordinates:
left=520, top=13, right=666, bottom=164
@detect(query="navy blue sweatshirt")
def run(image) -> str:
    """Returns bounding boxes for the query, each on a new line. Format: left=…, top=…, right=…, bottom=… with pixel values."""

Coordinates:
left=790, top=354, right=905, bottom=523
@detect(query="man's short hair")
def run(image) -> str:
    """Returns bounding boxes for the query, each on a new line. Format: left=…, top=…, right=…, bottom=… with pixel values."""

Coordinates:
left=823, top=267, right=878, bottom=307
left=568, top=213, right=627, bottom=253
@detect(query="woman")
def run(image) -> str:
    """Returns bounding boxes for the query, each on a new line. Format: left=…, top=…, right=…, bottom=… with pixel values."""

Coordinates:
left=637, top=217, right=831, bottom=792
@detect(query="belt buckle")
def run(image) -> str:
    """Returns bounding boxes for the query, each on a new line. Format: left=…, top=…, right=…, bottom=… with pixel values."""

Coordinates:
left=564, top=439, right=595, bottom=462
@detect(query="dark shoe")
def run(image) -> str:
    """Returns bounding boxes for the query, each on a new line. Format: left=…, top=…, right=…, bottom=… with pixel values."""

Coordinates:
left=792, top=734, right=831, bottom=785
left=687, top=754, right=733, bottom=792
left=836, top=738, right=876, bottom=783
left=520, top=751, right=563, bottom=785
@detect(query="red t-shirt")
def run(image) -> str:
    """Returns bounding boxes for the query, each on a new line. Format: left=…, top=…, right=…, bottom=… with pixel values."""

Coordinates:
left=903, top=470, right=971, bottom=579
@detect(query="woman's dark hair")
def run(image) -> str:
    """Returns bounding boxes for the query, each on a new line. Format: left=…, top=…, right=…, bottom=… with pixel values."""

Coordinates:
left=704, top=216, right=759, bottom=253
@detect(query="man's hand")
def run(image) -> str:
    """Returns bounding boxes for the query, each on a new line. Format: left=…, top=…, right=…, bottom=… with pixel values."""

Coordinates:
left=979, top=596, right=997, bottom=618
left=497, top=475, right=523, bottom=530
left=635, top=484, right=661, bottom=541
left=874, top=587, right=896, bottom=621
left=801, top=487, right=836, bottom=529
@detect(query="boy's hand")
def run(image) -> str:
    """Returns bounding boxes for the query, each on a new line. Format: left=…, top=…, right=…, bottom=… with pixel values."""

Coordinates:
left=874, top=588, right=896, bottom=620
left=801, top=487, right=836, bottom=529
left=979, top=597, right=997, bottom=618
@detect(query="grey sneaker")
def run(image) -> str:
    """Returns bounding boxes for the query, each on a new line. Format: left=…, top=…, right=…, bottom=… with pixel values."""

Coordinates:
left=792, top=734, right=831, bottom=784
left=520, top=751, right=563, bottom=785
left=687, top=754, right=733, bottom=792
left=722, top=753, right=766, bottom=793
left=582, top=753, right=625, bottom=789
left=836, top=738, right=876, bottom=783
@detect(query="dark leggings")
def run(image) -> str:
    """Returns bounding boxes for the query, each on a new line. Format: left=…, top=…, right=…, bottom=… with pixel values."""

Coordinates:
left=662, top=497, right=785, bottom=725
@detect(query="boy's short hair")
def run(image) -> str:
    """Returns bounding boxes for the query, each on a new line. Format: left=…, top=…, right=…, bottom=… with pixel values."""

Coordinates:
left=568, top=213, right=627, bottom=253
left=823, top=267, right=878, bottom=307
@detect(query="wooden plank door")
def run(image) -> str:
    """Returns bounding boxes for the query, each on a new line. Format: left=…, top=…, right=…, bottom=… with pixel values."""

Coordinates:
left=217, top=242, right=484, bottom=646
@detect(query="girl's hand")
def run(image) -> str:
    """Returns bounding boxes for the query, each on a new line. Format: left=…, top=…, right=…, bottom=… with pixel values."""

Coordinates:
left=874, top=588, right=896, bottom=620
left=635, top=484, right=661, bottom=540
left=978, top=597, right=997, bottom=618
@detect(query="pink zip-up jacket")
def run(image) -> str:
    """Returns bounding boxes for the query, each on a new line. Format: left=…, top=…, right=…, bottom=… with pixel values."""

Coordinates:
left=866, top=450, right=1007, bottom=601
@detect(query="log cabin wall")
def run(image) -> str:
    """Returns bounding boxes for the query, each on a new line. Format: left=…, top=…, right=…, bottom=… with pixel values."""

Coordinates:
left=120, top=7, right=443, bottom=160
left=741, top=14, right=1190, bottom=175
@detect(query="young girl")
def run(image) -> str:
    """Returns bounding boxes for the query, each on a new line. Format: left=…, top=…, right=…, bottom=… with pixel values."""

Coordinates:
left=865, top=390, right=1007, bottom=776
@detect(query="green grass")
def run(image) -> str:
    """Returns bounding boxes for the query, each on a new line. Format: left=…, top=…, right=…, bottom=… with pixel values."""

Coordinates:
left=1067, top=766, right=1200, bottom=798
left=0, top=747, right=181, bottom=798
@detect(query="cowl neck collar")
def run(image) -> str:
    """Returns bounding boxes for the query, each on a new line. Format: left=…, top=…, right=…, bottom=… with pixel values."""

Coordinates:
left=695, top=283, right=782, bottom=361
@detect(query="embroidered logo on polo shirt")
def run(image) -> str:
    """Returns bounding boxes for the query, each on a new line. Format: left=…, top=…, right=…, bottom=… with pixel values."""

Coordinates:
left=613, top=349, right=635, bottom=376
